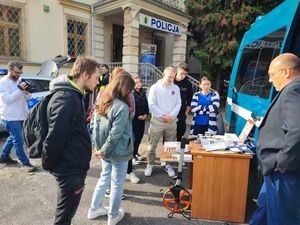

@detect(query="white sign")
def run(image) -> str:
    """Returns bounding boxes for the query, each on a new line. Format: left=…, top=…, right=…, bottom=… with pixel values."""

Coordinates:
left=245, top=40, right=282, bottom=49
left=139, top=13, right=181, bottom=35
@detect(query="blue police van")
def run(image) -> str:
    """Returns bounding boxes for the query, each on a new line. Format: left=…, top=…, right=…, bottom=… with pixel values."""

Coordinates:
left=226, top=0, right=300, bottom=143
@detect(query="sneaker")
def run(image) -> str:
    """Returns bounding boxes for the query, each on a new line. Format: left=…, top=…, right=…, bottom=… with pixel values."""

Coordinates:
left=160, top=161, right=166, bottom=167
left=135, top=154, right=144, bottom=161
left=165, top=164, right=175, bottom=177
left=87, top=206, right=107, bottom=219
left=132, top=158, right=141, bottom=165
left=144, top=164, right=153, bottom=177
left=21, top=162, right=36, bottom=172
left=126, top=172, right=140, bottom=184
left=108, top=209, right=125, bottom=225
left=105, top=191, right=126, bottom=200
left=0, top=156, right=18, bottom=165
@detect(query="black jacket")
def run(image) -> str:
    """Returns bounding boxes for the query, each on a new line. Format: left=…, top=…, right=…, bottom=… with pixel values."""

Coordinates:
left=174, top=76, right=193, bottom=117
left=42, top=75, right=91, bottom=176
left=133, top=89, right=149, bottom=119
left=257, top=77, right=300, bottom=176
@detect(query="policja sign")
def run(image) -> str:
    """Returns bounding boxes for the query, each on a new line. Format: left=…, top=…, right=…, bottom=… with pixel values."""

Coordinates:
left=139, top=13, right=181, bottom=35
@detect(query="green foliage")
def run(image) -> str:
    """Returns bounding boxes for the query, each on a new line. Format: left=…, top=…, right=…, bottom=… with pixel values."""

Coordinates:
left=186, top=0, right=283, bottom=84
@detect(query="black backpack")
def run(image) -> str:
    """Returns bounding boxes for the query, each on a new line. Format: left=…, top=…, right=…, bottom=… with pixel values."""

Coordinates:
left=24, top=92, right=55, bottom=158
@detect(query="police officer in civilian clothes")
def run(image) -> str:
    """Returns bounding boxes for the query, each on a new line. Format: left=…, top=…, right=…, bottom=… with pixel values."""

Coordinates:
left=174, top=63, right=193, bottom=141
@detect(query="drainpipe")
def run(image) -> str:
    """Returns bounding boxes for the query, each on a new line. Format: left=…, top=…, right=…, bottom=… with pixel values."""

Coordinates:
left=91, top=3, right=95, bottom=57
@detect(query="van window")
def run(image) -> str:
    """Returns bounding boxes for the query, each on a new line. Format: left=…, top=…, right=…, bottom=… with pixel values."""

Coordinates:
left=234, top=28, right=286, bottom=98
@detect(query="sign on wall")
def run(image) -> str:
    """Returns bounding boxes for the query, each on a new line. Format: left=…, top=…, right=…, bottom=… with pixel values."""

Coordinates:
left=139, top=13, right=181, bottom=35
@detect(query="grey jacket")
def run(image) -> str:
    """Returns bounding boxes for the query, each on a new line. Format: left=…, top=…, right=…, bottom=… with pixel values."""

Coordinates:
left=257, top=77, right=300, bottom=176
left=92, top=98, right=133, bottom=163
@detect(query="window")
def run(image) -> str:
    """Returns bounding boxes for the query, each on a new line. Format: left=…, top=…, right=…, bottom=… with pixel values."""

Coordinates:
left=0, top=4, right=22, bottom=59
left=67, top=19, right=87, bottom=57
left=234, top=28, right=286, bottom=99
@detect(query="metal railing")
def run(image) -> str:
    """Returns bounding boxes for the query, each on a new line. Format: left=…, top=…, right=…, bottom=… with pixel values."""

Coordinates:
left=101, top=62, right=200, bottom=92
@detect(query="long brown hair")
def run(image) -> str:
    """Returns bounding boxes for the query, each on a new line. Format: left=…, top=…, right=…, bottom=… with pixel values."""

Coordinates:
left=95, top=72, right=135, bottom=116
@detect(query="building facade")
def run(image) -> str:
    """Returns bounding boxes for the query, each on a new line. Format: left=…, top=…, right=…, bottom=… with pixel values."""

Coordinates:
left=0, top=0, right=193, bottom=75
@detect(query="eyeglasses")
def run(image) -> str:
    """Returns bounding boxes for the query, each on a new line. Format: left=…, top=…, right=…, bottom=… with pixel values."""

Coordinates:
left=12, top=70, right=23, bottom=75
left=269, top=66, right=300, bottom=78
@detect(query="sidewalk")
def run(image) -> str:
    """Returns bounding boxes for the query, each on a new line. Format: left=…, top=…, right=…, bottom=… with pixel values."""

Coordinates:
left=0, top=120, right=252, bottom=225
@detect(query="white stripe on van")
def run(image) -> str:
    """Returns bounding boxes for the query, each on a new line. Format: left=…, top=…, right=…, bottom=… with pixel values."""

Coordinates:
left=226, top=97, right=263, bottom=127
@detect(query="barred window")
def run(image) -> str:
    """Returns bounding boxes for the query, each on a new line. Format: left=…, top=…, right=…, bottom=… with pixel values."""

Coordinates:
left=0, top=4, right=23, bottom=59
left=67, top=19, right=87, bottom=57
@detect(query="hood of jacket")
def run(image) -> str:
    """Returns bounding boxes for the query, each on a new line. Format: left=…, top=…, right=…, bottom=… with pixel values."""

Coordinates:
left=50, top=74, right=83, bottom=95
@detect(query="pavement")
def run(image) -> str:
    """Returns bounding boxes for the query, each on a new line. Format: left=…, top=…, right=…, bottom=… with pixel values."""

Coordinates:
left=0, top=119, right=254, bottom=225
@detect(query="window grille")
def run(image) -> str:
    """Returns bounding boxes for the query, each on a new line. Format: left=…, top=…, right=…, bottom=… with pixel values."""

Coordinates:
left=67, top=19, right=87, bottom=57
left=0, top=4, right=23, bottom=59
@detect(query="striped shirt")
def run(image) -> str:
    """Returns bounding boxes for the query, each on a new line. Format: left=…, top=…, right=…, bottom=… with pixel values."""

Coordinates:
left=190, top=90, right=220, bottom=135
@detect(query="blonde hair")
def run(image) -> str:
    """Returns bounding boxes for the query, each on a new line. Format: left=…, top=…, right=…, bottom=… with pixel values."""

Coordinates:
left=109, top=67, right=125, bottom=83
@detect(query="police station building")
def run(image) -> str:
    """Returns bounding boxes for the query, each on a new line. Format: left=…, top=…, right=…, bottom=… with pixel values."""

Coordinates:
left=92, top=0, right=191, bottom=74
left=0, top=0, right=193, bottom=77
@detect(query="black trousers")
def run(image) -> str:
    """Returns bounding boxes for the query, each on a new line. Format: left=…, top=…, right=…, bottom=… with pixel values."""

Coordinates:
left=128, top=119, right=146, bottom=174
left=53, top=173, right=86, bottom=225
left=176, top=114, right=187, bottom=141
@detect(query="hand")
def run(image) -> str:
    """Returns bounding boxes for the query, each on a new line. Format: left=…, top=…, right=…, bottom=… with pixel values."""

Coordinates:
left=162, top=114, right=173, bottom=124
left=138, top=114, right=147, bottom=120
left=93, top=150, right=103, bottom=159
left=18, top=82, right=28, bottom=91
left=185, top=106, right=191, bottom=117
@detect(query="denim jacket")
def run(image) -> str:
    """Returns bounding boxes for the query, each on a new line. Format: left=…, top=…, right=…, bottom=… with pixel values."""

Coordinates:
left=91, top=98, right=133, bottom=163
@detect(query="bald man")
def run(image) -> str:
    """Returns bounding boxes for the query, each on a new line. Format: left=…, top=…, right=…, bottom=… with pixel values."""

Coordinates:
left=250, top=53, right=300, bottom=225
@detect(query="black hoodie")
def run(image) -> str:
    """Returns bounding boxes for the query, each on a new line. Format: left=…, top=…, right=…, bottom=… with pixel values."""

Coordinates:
left=42, top=74, right=91, bottom=176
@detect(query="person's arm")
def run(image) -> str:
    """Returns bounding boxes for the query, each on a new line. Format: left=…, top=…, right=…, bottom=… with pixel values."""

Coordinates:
left=185, top=82, right=193, bottom=116
left=42, top=93, right=73, bottom=170
left=99, top=104, right=129, bottom=156
left=0, top=82, right=23, bottom=104
left=148, top=85, right=164, bottom=118
left=169, top=87, right=182, bottom=119
left=144, top=92, right=150, bottom=115
left=277, top=87, right=300, bottom=173
left=190, top=93, right=207, bottom=114
left=207, top=91, right=220, bottom=113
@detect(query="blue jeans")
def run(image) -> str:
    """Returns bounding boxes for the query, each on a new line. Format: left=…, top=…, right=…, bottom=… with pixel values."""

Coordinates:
left=250, top=172, right=300, bottom=225
left=0, top=120, right=29, bottom=165
left=90, top=159, right=128, bottom=218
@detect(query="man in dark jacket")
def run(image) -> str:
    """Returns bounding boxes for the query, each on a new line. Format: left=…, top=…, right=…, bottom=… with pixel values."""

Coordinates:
left=250, top=53, right=300, bottom=225
left=42, top=56, right=99, bottom=225
left=174, top=62, right=193, bottom=141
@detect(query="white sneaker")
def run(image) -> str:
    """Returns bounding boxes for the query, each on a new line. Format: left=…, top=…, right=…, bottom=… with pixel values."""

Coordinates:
left=132, top=158, right=141, bottom=165
left=87, top=207, right=107, bottom=219
left=160, top=161, right=166, bottom=167
left=165, top=164, right=175, bottom=177
left=126, top=172, right=140, bottom=184
left=108, top=209, right=125, bottom=225
left=144, top=164, right=153, bottom=176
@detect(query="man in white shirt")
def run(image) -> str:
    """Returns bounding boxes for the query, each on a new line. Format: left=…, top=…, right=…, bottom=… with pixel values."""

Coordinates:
left=0, top=61, right=36, bottom=172
left=145, top=67, right=181, bottom=177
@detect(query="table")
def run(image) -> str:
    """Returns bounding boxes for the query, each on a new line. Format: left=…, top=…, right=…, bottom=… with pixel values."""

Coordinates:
left=190, top=143, right=253, bottom=223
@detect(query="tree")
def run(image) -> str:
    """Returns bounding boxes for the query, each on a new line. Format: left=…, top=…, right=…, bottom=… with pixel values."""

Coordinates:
left=185, top=0, right=283, bottom=93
